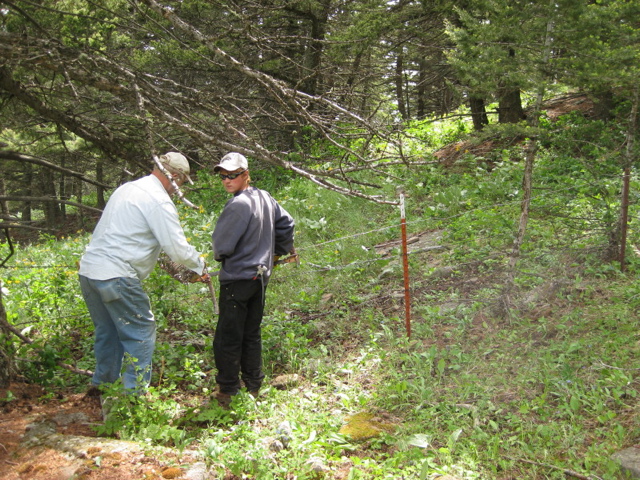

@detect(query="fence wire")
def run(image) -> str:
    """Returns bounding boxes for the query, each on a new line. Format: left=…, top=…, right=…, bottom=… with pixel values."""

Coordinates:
left=2, top=166, right=637, bottom=277
left=2, top=174, right=635, bottom=330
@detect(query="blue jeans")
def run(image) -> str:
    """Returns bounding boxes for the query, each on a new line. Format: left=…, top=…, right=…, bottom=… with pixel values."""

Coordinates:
left=79, top=275, right=156, bottom=391
left=214, top=279, right=265, bottom=395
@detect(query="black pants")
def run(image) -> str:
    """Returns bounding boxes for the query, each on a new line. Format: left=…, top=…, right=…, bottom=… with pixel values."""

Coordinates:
left=213, top=279, right=265, bottom=395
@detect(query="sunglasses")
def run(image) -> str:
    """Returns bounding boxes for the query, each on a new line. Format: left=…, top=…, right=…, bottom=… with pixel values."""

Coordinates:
left=219, top=170, right=246, bottom=180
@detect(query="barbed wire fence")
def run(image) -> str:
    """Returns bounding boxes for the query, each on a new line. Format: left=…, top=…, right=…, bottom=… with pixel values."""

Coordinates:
left=2, top=173, right=638, bottom=339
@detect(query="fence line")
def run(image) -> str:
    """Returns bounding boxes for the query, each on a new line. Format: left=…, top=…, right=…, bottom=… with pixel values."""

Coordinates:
left=1, top=171, right=635, bottom=274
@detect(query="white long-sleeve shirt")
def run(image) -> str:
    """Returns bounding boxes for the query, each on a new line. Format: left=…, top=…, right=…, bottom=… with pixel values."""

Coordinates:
left=79, top=174, right=204, bottom=281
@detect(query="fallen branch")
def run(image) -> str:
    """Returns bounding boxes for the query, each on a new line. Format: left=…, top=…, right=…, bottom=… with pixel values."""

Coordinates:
left=509, top=456, right=604, bottom=480
left=0, top=150, right=112, bottom=189
left=0, top=311, right=92, bottom=378
left=0, top=196, right=103, bottom=214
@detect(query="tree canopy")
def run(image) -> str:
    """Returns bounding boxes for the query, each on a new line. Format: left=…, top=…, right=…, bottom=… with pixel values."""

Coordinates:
left=0, top=0, right=638, bottom=231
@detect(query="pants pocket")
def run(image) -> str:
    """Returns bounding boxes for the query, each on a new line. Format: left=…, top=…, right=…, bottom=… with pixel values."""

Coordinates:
left=97, top=280, right=122, bottom=303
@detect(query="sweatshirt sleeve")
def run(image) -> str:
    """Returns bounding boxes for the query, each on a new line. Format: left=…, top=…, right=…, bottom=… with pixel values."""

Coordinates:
left=273, top=202, right=295, bottom=256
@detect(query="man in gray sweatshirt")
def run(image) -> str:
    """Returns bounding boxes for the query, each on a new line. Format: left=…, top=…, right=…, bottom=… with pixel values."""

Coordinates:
left=211, top=152, right=295, bottom=407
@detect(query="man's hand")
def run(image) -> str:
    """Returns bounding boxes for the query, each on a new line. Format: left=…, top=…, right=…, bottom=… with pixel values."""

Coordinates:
left=274, top=247, right=298, bottom=267
left=188, top=272, right=211, bottom=283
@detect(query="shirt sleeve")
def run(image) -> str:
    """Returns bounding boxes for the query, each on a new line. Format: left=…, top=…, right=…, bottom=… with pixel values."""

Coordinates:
left=273, top=202, right=295, bottom=256
left=147, top=200, right=205, bottom=274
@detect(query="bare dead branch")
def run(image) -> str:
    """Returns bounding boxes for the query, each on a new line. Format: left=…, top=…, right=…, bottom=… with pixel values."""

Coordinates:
left=0, top=222, right=53, bottom=232
left=0, top=150, right=112, bottom=189
left=0, top=309, right=92, bottom=378
left=0, top=196, right=102, bottom=214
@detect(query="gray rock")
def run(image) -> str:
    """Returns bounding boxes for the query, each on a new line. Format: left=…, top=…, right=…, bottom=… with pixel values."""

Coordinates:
left=20, top=419, right=211, bottom=479
left=52, top=411, right=90, bottom=426
left=612, top=447, right=640, bottom=478
left=306, top=455, right=329, bottom=473
left=183, top=461, right=214, bottom=480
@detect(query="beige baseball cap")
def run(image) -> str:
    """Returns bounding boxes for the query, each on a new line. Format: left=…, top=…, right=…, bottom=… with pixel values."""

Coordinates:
left=159, top=152, right=193, bottom=184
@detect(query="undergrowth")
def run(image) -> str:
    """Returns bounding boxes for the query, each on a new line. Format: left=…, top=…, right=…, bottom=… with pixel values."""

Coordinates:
left=2, top=107, right=640, bottom=478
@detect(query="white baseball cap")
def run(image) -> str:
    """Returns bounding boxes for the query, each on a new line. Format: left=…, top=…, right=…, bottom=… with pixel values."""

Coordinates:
left=213, top=152, right=248, bottom=173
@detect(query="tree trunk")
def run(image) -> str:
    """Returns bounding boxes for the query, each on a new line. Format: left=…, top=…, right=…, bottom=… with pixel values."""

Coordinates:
left=341, top=50, right=364, bottom=109
left=469, top=96, right=489, bottom=130
left=395, top=53, right=408, bottom=120
left=300, top=0, right=331, bottom=98
left=498, top=45, right=526, bottom=124
left=96, top=159, right=106, bottom=210
left=613, top=86, right=638, bottom=269
left=592, top=88, right=615, bottom=121
left=41, top=168, right=62, bottom=229
left=501, top=9, right=555, bottom=315
left=0, top=287, right=13, bottom=388
left=0, top=178, right=9, bottom=216
left=21, top=162, right=33, bottom=221
left=58, top=157, right=67, bottom=220
left=416, top=58, right=427, bottom=119
left=498, top=88, right=526, bottom=124
left=73, top=176, right=85, bottom=227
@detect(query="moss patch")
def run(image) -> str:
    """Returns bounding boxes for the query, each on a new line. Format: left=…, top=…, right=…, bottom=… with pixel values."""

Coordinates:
left=339, top=412, right=395, bottom=441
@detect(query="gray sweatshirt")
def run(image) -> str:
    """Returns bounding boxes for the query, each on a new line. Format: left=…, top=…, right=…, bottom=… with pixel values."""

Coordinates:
left=212, top=186, right=294, bottom=284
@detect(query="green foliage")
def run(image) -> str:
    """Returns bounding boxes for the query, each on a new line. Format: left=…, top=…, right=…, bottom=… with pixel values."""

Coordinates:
left=446, top=0, right=560, bottom=96
left=556, top=0, right=640, bottom=93
left=4, top=108, right=640, bottom=478
left=96, top=382, right=233, bottom=448
left=372, top=291, right=638, bottom=478
left=405, top=115, right=474, bottom=150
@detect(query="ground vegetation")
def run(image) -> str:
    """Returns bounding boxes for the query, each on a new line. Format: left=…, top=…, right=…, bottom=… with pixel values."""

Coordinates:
left=1, top=94, right=640, bottom=478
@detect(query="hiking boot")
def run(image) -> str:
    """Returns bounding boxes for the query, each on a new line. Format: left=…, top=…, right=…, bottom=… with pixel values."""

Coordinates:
left=214, top=392, right=233, bottom=409
left=249, top=390, right=259, bottom=398
left=83, top=386, right=103, bottom=405
left=84, top=385, right=102, bottom=398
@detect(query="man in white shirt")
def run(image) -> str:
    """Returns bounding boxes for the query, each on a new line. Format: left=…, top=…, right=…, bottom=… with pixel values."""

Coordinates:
left=79, top=152, right=207, bottom=393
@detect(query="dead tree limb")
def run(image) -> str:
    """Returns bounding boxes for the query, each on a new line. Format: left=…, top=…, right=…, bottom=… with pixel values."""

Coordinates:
left=509, top=456, right=604, bottom=480
left=0, top=196, right=103, bottom=214
left=0, top=151, right=112, bottom=189
left=0, top=308, right=93, bottom=378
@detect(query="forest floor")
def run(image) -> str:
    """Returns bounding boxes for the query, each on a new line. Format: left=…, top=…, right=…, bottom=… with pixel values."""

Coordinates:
left=0, top=94, right=603, bottom=479
left=0, top=231, right=446, bottom=480
left=0, top=382, right=205, bottom=480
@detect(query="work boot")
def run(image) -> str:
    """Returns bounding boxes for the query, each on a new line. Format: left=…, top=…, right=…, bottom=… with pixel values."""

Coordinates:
left=249, top=390, right=259, bottom=398
left=215, top=391, right=233, bottom=409
left=83, top=385, right=102, bottom=405
left=84, top=385, right=102, bottom=398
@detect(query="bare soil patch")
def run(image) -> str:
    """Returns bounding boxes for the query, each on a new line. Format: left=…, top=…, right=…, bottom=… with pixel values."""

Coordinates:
left=0, top=382, right=195, bottom=480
